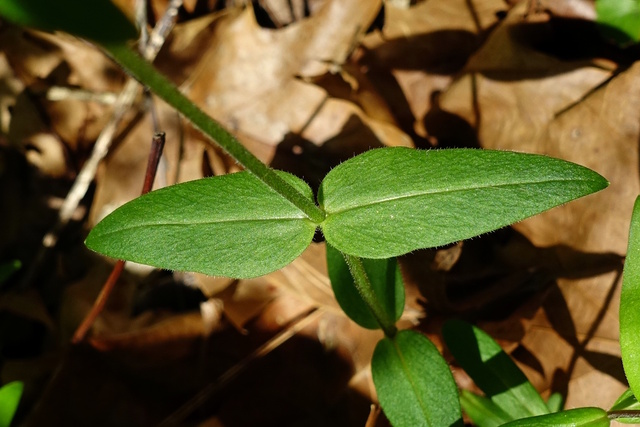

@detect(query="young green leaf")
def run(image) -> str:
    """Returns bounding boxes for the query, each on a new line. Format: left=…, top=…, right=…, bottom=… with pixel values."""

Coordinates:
left=499, top=407, right=609, bottom=427
left=610, top=388, right=640, bottom=412
left=443, top=319, right=549, bottom=419
left=596, top=0, right=640, bottom=46
left=620, top=196, right=640, bottom=410
left=608, top=389, right=640, bottom=424
left=326, top=244, right=404, bottom=330
left=0, top=381, right=23, bottom=427
left=372, top=330, right=462, bottom=427
left=0, top=0, right=138, bottom=45
left=318, top=148, right=608, bottom=259
left=459, top=390, right=512, bottom=427
left=546, top=392, right=564, bottom=413
left=86, top=171, right=317, bottom=279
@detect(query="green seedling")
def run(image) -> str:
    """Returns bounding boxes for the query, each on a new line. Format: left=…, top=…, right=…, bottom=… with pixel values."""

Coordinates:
left=0, top=2, right=613, bottom=426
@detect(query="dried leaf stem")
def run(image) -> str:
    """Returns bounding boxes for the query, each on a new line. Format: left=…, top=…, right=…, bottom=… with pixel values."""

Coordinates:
left=20, top=0, right=183, bottom=288
left=72, top=132, right=166, bottom=344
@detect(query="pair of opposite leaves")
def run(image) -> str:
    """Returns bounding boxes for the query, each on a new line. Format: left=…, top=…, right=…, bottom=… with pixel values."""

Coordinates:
left=86, top=147, right=608, bottom=279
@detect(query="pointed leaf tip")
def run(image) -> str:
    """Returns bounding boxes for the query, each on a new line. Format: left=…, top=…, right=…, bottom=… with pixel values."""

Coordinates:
left=319, top=148, right=607, bottom=259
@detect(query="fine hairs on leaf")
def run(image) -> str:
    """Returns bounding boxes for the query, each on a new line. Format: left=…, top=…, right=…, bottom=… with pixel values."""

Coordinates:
left=319, top=148, right=608, bottom=259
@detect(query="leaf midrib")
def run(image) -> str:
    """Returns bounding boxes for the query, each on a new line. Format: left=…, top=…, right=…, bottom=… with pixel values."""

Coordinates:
left=393, top=337, right=433, bottom=426
left=96, top=217, right=310, bottom=236
left=324, top=177, right=594, bottom=215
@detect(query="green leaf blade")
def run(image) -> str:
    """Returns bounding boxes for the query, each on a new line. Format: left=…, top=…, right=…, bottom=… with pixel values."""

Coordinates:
left=0, top=381, right=23, bottom=427
left=499, top=407, right=609, bottom=427
left=326, top=244, right=404, bottom=330
left=620, top=196, right=640, bottom=400
left=443, top=320, right=549, bottom=419
left=372, top=330, right=462, bottom=427
left=319, top=148, right=608, bottom=259
left=546, top=392, right=564, bottom=413
left=610, top=388, right=640, bottom=412
left=86, top=171, right=317, bottom=279
left=0, top=0, right=138, bottom=44
left=596, top=0, right=640, bottom=46
left=459, top=390, right=512, bottom=427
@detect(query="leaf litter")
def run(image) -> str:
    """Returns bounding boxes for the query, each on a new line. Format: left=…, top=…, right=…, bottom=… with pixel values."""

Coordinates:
left=0, top=0, right=636, bottom=425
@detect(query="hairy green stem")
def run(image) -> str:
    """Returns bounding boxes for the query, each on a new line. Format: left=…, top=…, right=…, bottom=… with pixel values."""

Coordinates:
left=103, top=43, right=326, bottom=224
left=342, top=253, right=398, bottom=337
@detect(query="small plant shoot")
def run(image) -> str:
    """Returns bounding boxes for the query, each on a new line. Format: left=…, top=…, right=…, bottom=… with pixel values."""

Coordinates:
left=86, top=147, right=607, bottom=279
left=0, top=2, right=618, bottom=427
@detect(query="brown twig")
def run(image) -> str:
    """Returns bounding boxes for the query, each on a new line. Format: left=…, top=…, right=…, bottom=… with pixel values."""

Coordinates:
left=72, top=132, right=166, bottom=344
left=20, top=0, right=183, bottom=289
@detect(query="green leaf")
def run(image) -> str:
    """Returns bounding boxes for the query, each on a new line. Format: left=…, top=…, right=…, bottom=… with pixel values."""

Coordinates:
left=596, top=0, right=640, bottom=46
left=459, top=390, right=512, bottom=427
left=0, top=0, right=137, bottom=45
left=442, top=320, right=549, bottom=419
left=318, top=148, right=608, bottom=259
left=620, top=197, right=640, bottom=400
left=372, top=330, right=462, bottom=427
left=608, top=389, right=640, bottom=425
left=86, top=171, right=317, bottom=279
left=499, top=407, right=610, bottom=427
left=326, top=244, right=404, bottom=330
left=0, top=381, right=23, bottom=427
left=0, top=260, right=21, bottom=284
left=610, top=388, right=639, bottom=412
left=546, top=392, right=564, bottom=413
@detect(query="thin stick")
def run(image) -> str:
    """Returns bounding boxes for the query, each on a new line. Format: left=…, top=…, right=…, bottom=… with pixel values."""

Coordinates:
left=72, top=132, right=166, bottom=344
left=20, top=0, right=183, bottom=289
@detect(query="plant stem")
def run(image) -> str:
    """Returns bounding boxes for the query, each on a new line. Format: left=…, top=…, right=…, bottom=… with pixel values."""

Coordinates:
left=608, top=410, right=640, bottom=420
left=342, top=253, right=397, bottom=337
left=102, top=43, right=326, bottom=224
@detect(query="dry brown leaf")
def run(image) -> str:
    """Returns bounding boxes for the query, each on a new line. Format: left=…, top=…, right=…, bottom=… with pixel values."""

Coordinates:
left=431, top=0, right=634, bottom=410
left=359, top=0, right=507, bottom=141
left=183, top=2, right=386, bottom=146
